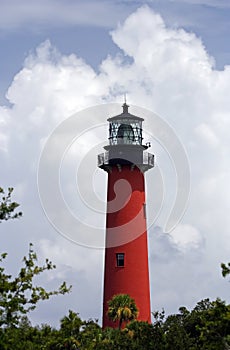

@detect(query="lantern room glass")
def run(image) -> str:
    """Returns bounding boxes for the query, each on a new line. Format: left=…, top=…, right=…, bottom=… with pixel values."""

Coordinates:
left=108, top=118, right=143, bottom=145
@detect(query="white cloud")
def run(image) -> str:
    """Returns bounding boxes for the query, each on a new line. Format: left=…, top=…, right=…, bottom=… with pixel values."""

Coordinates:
left=169, top=224, right=204, bottom=252
left=7, top=40, right=101, bottom=120
left=1, top=5, right=230, bottom=325
left=0, top=107, right=10, bottom=152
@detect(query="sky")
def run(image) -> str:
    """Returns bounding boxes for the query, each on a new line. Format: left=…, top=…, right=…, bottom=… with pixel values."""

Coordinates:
left=1, top=0, right=230, bottom=327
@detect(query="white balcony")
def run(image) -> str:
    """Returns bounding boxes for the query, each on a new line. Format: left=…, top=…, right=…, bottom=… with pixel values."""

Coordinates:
left=98, top=151, right=154, bottom=168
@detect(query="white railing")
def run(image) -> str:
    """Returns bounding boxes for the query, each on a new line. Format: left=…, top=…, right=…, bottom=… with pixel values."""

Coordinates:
left=98, top=151, right=154, bottom=167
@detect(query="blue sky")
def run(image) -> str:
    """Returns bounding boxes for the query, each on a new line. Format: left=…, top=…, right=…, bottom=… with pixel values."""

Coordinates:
left=1, top=0, right=230, bottom=327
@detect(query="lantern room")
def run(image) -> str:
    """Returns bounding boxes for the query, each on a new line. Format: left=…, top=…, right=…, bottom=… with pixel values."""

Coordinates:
left=108, top=103, right=143, bottom=146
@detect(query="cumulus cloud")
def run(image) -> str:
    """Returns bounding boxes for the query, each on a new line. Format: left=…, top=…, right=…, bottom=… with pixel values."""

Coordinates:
left=1, top=6, right=230, bottom=324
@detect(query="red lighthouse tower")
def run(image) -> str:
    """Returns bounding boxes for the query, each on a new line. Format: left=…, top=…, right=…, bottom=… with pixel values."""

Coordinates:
left=98, top=103, right=154, bottom=328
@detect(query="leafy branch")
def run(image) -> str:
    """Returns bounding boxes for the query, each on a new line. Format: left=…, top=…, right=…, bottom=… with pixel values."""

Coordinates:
left=0, top=243, right=71, bottom=327
left=0, top=187, right=22, bottom=222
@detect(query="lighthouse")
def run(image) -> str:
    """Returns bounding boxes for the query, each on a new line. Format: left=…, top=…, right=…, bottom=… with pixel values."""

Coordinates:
left=98, top=103, right=154, bottom=328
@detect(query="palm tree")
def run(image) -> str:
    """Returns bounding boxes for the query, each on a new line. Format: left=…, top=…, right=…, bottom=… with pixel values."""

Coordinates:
left=107, top=294, right=139, bottom=329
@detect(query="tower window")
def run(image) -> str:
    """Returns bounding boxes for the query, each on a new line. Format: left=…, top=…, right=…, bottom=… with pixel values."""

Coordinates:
left=116, top=253, right=125, bottom=267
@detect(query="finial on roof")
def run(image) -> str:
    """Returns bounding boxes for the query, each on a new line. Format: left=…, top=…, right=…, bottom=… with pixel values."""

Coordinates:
left=122, top=93, right=129, bottom=113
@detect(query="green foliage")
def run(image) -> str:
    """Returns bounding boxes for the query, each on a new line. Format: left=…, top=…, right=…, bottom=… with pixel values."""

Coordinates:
left=0, top=187, right=22, bottom=222
left=107, top=294, right=138, bottom=329
left=0, top=186, right=71, bottom=328
left=163, top=298, right=230, bottom=350
left=221, top=262, right=230, bottom=278
left=0, top=299, right=230, bottom=349
left=43, top=311, right=102, bottom=350
left=80, top=319, right=102, bottom=349
left=127, top=320, right=165, bottom=350
left=0, top=243, right=71, bottom=327
left=60, top=310, right=83, bottom=338
left=0, top=316, right=59, bottom=350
